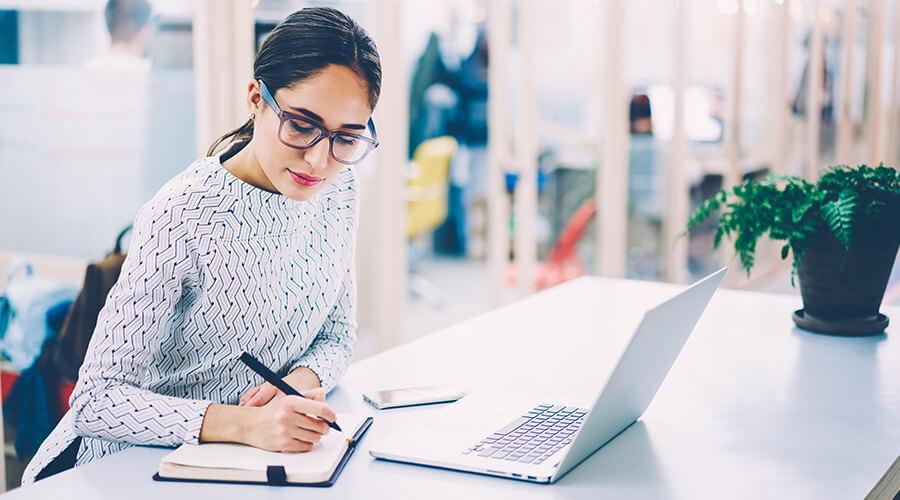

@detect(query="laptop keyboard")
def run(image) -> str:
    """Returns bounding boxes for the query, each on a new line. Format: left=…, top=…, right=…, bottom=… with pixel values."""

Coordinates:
left=462, top=404, right=588, bottom=465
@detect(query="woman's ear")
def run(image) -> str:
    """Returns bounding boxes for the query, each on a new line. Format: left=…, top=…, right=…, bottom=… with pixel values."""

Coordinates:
left=247, top=80, right=263, bottom=116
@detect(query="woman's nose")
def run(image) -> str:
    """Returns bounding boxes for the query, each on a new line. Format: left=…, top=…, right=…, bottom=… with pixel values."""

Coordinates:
left=304, top=138, right=330, bottom=172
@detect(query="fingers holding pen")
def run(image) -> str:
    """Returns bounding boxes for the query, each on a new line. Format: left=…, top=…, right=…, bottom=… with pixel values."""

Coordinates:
left=241, top=394, right=338, bottom=452
left=283, top=394, right=337, bottom=429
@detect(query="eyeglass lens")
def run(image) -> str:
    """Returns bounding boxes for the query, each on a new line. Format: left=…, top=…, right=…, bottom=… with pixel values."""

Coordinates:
left=281, top=116, right=371, bottom=163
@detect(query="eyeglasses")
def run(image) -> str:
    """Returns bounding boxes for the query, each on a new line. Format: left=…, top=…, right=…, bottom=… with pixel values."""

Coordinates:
left=258, top=79, right=379, bottom=165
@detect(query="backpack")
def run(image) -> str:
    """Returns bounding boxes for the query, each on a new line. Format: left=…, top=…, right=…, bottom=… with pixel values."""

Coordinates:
left=53, top=225, right=131, bottom=381
left=0, top=260, right=78, bottom=370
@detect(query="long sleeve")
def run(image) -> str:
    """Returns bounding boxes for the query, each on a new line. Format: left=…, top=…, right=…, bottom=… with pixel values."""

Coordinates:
left=69, top=201, right=212, bottom=447
left=292, top=257, right=357, bottom=392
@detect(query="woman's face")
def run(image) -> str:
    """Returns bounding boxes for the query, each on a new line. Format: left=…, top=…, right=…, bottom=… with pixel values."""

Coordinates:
left=248, top=64, right=372, bottom=201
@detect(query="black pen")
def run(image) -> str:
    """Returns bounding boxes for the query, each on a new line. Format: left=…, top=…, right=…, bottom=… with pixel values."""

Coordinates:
left=238, top=351, right=342, bottom=432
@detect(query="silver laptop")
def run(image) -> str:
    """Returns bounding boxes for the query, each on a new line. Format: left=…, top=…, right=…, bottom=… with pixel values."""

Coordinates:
left=369, top=268, right=727, bottom=483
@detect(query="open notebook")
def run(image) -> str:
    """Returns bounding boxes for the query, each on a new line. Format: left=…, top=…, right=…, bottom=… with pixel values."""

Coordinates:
left=154, top=413, right=373, bottom=487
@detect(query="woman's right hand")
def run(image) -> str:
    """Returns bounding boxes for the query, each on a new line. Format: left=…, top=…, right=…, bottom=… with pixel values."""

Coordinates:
left=243, top=388, right=336, bottom=452
left=200, top=388, right=337, bottom=452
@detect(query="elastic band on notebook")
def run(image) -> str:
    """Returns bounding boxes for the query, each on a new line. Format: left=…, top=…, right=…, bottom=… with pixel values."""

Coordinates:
left=266, top=465, right=287, bottom=485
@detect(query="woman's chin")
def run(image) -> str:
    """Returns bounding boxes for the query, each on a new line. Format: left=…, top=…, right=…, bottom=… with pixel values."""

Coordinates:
left=279, top=182, right=321, bottom=202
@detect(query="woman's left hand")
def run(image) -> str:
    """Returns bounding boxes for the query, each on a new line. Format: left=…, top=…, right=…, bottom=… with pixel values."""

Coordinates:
left=239, top=367, right=322, bottom=407
left=239, top=381, right=282, bottom=407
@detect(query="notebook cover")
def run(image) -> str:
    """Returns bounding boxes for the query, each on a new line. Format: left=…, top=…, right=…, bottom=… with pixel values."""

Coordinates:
left=152, top=416, right=373, bottom=488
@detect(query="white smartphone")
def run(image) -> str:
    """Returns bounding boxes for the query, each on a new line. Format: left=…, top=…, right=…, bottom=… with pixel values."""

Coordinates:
left=363, top=384, right=467, bottom=410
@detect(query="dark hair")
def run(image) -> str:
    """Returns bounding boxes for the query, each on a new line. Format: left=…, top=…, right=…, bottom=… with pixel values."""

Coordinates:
left=208, top=7, right=382, bottom=157
left=105, top=0, right=153, bottom=43
left=629, top=94, right=652, bottom=121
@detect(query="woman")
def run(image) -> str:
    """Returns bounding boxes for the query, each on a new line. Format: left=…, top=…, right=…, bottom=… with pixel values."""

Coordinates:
left=25, top=6, right=380, bottom=483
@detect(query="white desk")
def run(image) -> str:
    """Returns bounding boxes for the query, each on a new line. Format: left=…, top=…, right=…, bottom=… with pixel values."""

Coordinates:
left=3, top=277, right=898, bottom=499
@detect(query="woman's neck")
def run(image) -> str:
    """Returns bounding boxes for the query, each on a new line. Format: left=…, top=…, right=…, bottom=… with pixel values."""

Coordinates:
left=221, top=141, right=279, bottom=194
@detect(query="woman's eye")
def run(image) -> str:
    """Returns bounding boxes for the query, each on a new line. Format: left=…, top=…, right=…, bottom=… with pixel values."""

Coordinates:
left=290, top=121, right=316, bottom=134
left=336, top=135, right=359, bottom=146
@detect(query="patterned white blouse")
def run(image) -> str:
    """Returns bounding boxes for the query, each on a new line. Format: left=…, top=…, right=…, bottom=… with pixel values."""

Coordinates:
left=23, top=155, right=359, bottom=483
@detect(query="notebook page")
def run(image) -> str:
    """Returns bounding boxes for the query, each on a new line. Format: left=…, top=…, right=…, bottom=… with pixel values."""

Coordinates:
left=162, top=413, right=366, bottom=474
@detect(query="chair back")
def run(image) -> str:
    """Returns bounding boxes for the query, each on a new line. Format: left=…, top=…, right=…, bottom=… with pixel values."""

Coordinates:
left=407, top=136, right=458, bottom=238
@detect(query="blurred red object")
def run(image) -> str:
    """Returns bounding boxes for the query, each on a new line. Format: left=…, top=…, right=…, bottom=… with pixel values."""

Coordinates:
left=507, top=200, right=597, bottom=290
left=1, top=370, right=75, bottom=418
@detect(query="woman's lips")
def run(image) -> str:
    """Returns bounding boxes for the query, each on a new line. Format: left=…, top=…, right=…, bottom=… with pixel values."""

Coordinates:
left=288, top=170, right=323, bottom=187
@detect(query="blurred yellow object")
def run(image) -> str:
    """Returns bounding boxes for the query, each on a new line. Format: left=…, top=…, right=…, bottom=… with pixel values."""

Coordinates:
left=406, top=136, right=457, bottom=309
left=406, top=136, right=458, bottom=238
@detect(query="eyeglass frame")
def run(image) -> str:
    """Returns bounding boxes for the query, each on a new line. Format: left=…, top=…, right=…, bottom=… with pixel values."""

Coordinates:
left=257, top=79, right=380, bottom=165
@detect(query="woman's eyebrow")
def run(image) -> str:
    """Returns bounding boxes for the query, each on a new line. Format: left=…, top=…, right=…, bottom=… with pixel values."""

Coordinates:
left=290, top=106, right=366, bottom=130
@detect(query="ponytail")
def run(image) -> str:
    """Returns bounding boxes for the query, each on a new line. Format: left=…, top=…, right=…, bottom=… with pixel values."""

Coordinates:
left=207, top=118, right=254, bottom=157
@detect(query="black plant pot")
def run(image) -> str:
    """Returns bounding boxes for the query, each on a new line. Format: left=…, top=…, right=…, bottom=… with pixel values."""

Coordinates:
left=793, top=232, right=899, bottom=336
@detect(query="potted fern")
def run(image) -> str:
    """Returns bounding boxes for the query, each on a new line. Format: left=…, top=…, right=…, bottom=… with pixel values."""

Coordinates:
left=687, top=164, right=900, bottom=336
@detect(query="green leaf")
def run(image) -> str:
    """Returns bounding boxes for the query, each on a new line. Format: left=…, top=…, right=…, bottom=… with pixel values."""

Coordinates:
left=781, top=244, right=790, bottom=260
left=821, top=188, right=857, bottom=248
left=791, top=199, right=814, bottom=224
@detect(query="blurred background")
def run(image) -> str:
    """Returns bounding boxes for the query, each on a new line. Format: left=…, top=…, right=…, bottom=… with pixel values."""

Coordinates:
left=0, top=0, right=899, bottom=488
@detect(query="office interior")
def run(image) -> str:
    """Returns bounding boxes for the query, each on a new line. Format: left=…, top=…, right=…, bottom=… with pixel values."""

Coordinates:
left=0, top=0, right=899, bottom=493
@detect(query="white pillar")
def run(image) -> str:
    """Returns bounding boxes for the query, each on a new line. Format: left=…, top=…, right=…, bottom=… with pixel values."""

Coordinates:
left=192, top=0, right=254, bottom=157
left=721, top=0, right=746, bottom=282
left=373, top=0, right=408, bottom=350
left=514, top=0, right=538, bottom=294
left=725, top=0, right=745, bottom=190
left=663, top=0, right=689, bottom=284
left=867, top=0, right=887, bottom=165
left=488, top=0, right=512, bottom=306
left=595, top=0, right=628, bottom=278
left=771, top=0, right=792, bottom=176
left=806, top=0, right=825, bottom=180
left=836, top=0, right=858, bottom=165
left=887, top=1, right=900, bottom=165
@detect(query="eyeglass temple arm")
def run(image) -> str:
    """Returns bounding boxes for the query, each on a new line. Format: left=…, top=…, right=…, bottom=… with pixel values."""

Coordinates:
left=368, top=117, right=379, bottom=145
left=257, top=79, right=281, bottom=115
